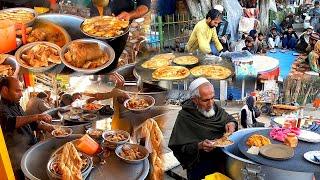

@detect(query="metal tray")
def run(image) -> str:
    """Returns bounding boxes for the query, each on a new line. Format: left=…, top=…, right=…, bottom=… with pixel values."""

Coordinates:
left=0, top=7, right=38, bottom=26
left=87, top=152, right=149, bottom=180
left=134, top=52, right=235, bottom=83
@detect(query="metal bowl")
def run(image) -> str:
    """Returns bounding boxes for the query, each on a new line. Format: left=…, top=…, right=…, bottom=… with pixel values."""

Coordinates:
left=1, top=55, right=20, bottom=77
left=15, top=41, right=61, bottom=73
left=0, top=7, right=38, bottom=26
left=31, top=19, right=72, bottom=47
left=81, top=103, right=104, bottom=113
left=115, top=143, right=149, bottom=164
left=51, top=127, right=73, bottom=138
left=60, top=38, right=115, bottom=74
left=86, top=128, right=103, bottom=140
left=102, top=130, right=130, bottom=149
left=47, top=153, right=92, bottom=180
left=123, top=95, right=155, bottom=113
left=79, top=16, right=130, bottom=41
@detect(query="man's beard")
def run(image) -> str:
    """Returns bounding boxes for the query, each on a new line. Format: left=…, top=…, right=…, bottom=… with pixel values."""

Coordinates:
left=198, top=106, right=215, bottom=118
left=209, top=24, right=216, bottom=28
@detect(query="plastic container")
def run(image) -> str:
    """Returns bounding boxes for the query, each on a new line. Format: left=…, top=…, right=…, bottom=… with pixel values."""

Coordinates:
left=284, top=133, right=298, bottom=148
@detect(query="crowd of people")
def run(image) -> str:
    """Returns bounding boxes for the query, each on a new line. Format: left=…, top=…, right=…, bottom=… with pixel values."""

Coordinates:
left=186, top=1, right=320, bottom=73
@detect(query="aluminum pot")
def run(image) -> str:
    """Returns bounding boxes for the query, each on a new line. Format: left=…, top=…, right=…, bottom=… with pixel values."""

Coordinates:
left=222, top=128, right=314, bottom=180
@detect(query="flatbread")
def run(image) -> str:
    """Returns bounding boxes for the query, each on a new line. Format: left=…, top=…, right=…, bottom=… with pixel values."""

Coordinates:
left=173, top=55, right=198, bottom=65
left=212, top=136, right=234, bottom=147
left=190, top=65, right=232, bottom=80
left=141, top=54, right=175, bottom=69
left=81, top=16, right=129, bottom=38
left=152, top=66, right=190, bottom=80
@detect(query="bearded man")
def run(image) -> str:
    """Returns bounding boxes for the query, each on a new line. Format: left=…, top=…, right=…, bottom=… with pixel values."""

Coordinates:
left=186, top=9, right=224, bottom=55
left=169, top=77, right=237, bottom=180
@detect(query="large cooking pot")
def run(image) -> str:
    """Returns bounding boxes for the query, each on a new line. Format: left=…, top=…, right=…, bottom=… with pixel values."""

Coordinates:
left=37, top=14, right=128, bottom=73
left=222, top=128, right=314, bottom=180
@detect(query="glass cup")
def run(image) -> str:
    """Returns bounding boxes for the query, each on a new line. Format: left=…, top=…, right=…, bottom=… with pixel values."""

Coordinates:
left=0, top=20, right=26, bottom=53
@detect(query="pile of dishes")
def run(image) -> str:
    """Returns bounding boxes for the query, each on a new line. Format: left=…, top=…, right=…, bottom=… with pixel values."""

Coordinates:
left=59, top=106, right=100, bottom=123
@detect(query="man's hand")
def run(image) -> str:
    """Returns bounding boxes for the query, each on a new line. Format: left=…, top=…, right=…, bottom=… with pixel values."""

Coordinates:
left=225, top=122, right=236, bottom=134
left=111, top=88, right=129, bottom=99
left=37, top=114, right=52, bottom=123
left=108, top=72, right=125, bottom=88
left=117, top=11, right=131, bottom=21
left=198, top=139, right=215, bottom=152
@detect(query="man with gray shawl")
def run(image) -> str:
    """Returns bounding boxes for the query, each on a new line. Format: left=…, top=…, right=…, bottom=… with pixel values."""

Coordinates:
left=169, top=77, right=237, bottom=180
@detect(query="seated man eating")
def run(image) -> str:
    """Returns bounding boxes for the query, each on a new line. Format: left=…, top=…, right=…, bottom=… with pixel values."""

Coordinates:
left=169, top=77, right=237, bottom=180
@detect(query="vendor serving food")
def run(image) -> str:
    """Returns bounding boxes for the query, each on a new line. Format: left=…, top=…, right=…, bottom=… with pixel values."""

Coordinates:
left=88, top=0, right=151, bottom=70
left=0, top=77, right=53, bottom=179
left=84, top=72, right=129, bottom=102
left=169, top=77, right=237, bottom=180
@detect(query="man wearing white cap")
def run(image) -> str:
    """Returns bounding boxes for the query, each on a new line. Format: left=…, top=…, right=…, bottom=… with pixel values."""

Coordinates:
left=169, top=77, right=237, bottom=180
left=296, top=26, right=314, bottom=52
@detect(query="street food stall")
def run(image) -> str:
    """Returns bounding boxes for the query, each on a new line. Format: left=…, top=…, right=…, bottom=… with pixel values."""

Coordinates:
left=0, top=9, right=130, bottom=75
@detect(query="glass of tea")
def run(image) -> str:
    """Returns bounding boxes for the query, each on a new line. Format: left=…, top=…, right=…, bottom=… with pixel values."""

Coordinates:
left=92, top=0, right=109, bottom=16
left=0, top=20, right=27, bottom=53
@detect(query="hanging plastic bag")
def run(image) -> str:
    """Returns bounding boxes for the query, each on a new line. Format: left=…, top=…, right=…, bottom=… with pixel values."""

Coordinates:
left=269, top=0, right=277, bottom=12
left=222, top=0, right=243, bottom=41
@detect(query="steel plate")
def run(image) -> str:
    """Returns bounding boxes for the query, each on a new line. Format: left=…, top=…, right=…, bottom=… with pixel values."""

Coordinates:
left=259, top=144, right=294, bottom=160
left=87, top=152, right=149, bottom=180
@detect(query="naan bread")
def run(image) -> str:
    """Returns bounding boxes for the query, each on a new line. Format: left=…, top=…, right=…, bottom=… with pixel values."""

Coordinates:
left=59, top=142, right=82, bottom=180
left=152, top=66, right=190, bottom=80
left=190, top=65, right=232, bottom=80
left=141, top=54, right=175, bottom=69
left=173, top=55, right=198, bottom=65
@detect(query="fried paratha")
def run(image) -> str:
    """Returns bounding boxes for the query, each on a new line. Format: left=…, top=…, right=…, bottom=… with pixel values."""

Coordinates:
left=81, top=16, right=129, bottom=38
left=152, top=66, right=190, bottom=80
left=190, top=65, right=232, bottom=80
left=59, top=142, right=83, bottom=180
left=173, top=55, right=198, bottom=65
left=141, top=53, right=175, bottom=69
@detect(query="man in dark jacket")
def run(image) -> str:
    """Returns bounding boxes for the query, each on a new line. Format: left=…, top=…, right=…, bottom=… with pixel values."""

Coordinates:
left=282, top=26, right=299, bottom=49
left=169, top=77, right=237, bottom=180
